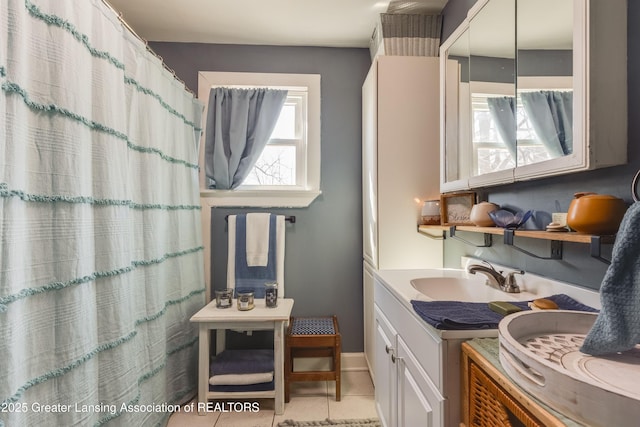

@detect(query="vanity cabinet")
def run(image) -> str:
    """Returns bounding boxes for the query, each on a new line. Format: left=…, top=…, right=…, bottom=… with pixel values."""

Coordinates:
left=440, top=0, right=627, bottom=192
left=375, top=277, right=462, bottom=427
left=374, top=306, right=444, bottom=427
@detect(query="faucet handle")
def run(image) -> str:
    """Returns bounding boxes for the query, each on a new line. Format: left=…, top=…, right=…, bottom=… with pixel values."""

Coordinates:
left=505, top=270, right=524, bottom=292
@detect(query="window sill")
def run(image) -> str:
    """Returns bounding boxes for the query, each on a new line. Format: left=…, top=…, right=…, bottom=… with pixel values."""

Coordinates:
left=199, top=189, right=322, bottom=208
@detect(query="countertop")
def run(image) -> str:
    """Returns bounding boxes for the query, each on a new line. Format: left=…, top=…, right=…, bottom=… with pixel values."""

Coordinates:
left=373, top=260, right=600, bottom=340
left=374, top=268, right=510, bottom=340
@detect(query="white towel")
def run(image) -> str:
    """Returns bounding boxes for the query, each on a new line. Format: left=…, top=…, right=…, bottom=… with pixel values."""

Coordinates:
left=209, top=372, right=274, bottom=386
left=227, top=215, right=285, bottom=295
left=245, top=213, right=271, bottom=266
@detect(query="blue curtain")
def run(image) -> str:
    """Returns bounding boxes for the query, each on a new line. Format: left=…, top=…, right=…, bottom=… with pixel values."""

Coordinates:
left=487, top=96, right=517, bottom=159
left=520, top=91, right=573, bottom=158
left=205, top=88, right=287, bottom=189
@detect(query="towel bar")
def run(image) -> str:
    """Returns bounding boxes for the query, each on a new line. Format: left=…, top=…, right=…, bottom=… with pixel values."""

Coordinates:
left=225, top=215, right=296, bottom=223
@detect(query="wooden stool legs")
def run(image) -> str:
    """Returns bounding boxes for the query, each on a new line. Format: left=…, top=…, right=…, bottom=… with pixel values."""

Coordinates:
left=285, top=316, right=341, bottom=402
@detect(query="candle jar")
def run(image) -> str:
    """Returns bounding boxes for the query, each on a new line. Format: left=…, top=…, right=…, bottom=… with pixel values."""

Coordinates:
left=265, top=282, right=278, bottom=308
left=215, top=289, right=233, bottom=309
left=237, top=291, right=255, bottom=311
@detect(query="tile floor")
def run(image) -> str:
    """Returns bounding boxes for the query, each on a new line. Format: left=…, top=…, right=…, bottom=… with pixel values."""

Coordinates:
left=167, top=370, right=377, bottom=427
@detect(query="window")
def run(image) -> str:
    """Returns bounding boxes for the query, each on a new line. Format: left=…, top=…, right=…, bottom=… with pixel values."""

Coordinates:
left=197, top=72, right=321, bottom=207
left=242, top=91, right=307, bottom=188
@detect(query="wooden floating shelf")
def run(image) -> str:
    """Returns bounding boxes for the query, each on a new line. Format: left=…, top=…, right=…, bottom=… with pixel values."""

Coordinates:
left=418, top=225, right=615, bottom=244
left=417, top=225, right=616, bottom=263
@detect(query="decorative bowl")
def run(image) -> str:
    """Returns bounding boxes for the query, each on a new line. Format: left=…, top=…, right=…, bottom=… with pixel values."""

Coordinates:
left=488, top=209, right=532, bottom=229
left=566, top=192, right=627, bottom=235
left=470, top=202, right=499, bottom=227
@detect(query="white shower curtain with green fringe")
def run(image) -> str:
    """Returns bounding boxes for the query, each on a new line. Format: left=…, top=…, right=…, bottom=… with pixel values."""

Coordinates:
left=0, top=0, right=205, bottom=426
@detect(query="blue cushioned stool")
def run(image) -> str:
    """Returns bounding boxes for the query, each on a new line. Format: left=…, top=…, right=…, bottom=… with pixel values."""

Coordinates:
left=285, top=316, right=341, bottom=402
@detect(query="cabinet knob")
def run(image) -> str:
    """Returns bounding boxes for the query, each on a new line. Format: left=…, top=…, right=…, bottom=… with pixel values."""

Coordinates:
left=385, top=345, right=392, bottom=354
left=391, top=354, right=403, bottom=364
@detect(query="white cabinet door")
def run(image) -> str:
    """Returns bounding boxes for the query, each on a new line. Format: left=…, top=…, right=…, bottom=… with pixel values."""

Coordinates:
left=374, top=305, right=397, bottom=427
left=362, top=64, right=378, bottom=268
left=364, top=262, right=376, bottom=379
left=396, top=336, right=444, bottom=427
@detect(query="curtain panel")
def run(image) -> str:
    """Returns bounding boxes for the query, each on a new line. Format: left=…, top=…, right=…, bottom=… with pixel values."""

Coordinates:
left=487, top=96, right=517, bottom=159
left=520, top=90, right=573, bottom=158
left=204, top=87, right=287, bottom=190
left=0, top=1, right=204, bottom=426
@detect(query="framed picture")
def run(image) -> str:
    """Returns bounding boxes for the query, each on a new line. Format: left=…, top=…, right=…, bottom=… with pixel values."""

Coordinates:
left=440, top=192, right=476, bottom=226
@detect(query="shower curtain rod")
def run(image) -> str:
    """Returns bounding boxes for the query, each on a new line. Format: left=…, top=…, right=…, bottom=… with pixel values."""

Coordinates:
left=101, top=0, right=196, bottom=97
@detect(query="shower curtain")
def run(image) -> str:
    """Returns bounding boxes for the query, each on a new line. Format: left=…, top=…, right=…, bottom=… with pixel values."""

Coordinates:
left=0, top=1, right=205, bottom=426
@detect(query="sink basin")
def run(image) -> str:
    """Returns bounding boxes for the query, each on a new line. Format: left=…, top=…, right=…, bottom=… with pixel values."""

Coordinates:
left=410, top=277, right=535, bottom=302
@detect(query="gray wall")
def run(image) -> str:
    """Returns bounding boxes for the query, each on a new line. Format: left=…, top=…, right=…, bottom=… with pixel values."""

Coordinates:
left=150, top=43, right=371, bottom=352
left=440, top=1, right=640, bottom=290
left=150, top=0, right=639, bottom=349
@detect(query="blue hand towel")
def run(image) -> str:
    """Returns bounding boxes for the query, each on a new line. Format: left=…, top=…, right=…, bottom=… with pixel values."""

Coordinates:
left=234, top=213, right=277, bottom=298
left=210, top=349, right=274, bottom=375
left=581, top=202, right=640, bottom=355
left=411, top=294, right=597, bottom=330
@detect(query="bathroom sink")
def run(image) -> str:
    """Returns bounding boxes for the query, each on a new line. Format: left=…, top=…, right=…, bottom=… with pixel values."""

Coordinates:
left=410, top=277, right=535, bottom=302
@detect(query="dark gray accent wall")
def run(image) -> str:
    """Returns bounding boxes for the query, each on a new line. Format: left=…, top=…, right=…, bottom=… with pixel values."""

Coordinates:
left=440, top=1, right=640, bottom=290
left=518, top=50, right=572, bottom=77
left=441, top=0, right=478, bottom=42
left=149, top=42, right=371, bottom=352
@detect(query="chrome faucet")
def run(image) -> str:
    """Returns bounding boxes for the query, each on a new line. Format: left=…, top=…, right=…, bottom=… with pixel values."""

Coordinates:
left=467, top=261, right=523, bottom=293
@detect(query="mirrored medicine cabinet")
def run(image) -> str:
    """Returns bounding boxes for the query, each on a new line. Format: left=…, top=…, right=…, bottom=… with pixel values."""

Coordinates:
left=439, top=0, right=627, bottom=192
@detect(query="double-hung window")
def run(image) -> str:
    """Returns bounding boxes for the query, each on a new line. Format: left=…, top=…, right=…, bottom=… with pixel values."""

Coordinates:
left=198, top=72, right=321, bottom=207
left=242, top=90, right=307, bottom=188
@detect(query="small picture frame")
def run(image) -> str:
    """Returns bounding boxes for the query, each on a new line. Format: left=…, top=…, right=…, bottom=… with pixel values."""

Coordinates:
left=440, top=192, right=476, bottom=226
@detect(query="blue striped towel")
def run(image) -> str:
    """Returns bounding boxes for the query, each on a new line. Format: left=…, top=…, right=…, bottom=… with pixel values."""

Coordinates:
left=234, top=213, right=276, bottom=298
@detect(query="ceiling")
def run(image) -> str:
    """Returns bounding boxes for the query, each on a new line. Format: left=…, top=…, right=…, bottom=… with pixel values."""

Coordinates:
left=105, top=0, right=448, bottom=48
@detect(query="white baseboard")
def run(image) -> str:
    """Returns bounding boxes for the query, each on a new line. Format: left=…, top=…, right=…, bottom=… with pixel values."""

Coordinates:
left=293, top=352, right=368, bottom=372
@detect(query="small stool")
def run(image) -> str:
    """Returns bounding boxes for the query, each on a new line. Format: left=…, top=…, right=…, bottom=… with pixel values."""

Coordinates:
left=285, top=316, right=341, bottom=402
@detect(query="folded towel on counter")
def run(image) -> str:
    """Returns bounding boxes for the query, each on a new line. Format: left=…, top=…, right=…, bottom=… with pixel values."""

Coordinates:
left=210, top=349, right=274, bottom=375
left=209, top=372, right=273, bottom=386
left=227, top=214, right=285, bottom=297
left=245, top=213, right=271, bottom=266
left=581, top=202, right=640, bottom=356
left=411, top=294, right=597, bottom=330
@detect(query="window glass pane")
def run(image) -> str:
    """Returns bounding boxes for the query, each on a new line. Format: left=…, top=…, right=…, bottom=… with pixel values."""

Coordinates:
left=270, top=104, right=296, bottom=139
left=243, top=145, right=296, bottom=185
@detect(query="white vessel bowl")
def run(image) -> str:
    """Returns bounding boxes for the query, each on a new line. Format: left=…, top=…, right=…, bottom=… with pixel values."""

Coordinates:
left=499, top=310, right=640, bottom=427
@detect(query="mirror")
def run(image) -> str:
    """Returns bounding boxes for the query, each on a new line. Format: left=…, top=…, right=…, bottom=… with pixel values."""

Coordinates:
left=440, top=0, right=627, bottom=192
left=469, top=0, right=515, bottom=177
left=443, top=28, right=470, bottom=185
left=516, top=0, right=574, bottom=167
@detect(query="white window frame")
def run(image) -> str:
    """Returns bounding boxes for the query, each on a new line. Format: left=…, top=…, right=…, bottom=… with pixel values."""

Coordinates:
left=197, top=71, right=321, bottom=208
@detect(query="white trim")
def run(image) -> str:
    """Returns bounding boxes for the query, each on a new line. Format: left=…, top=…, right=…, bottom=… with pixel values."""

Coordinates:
left=197, top=71, right=321, bottom=208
